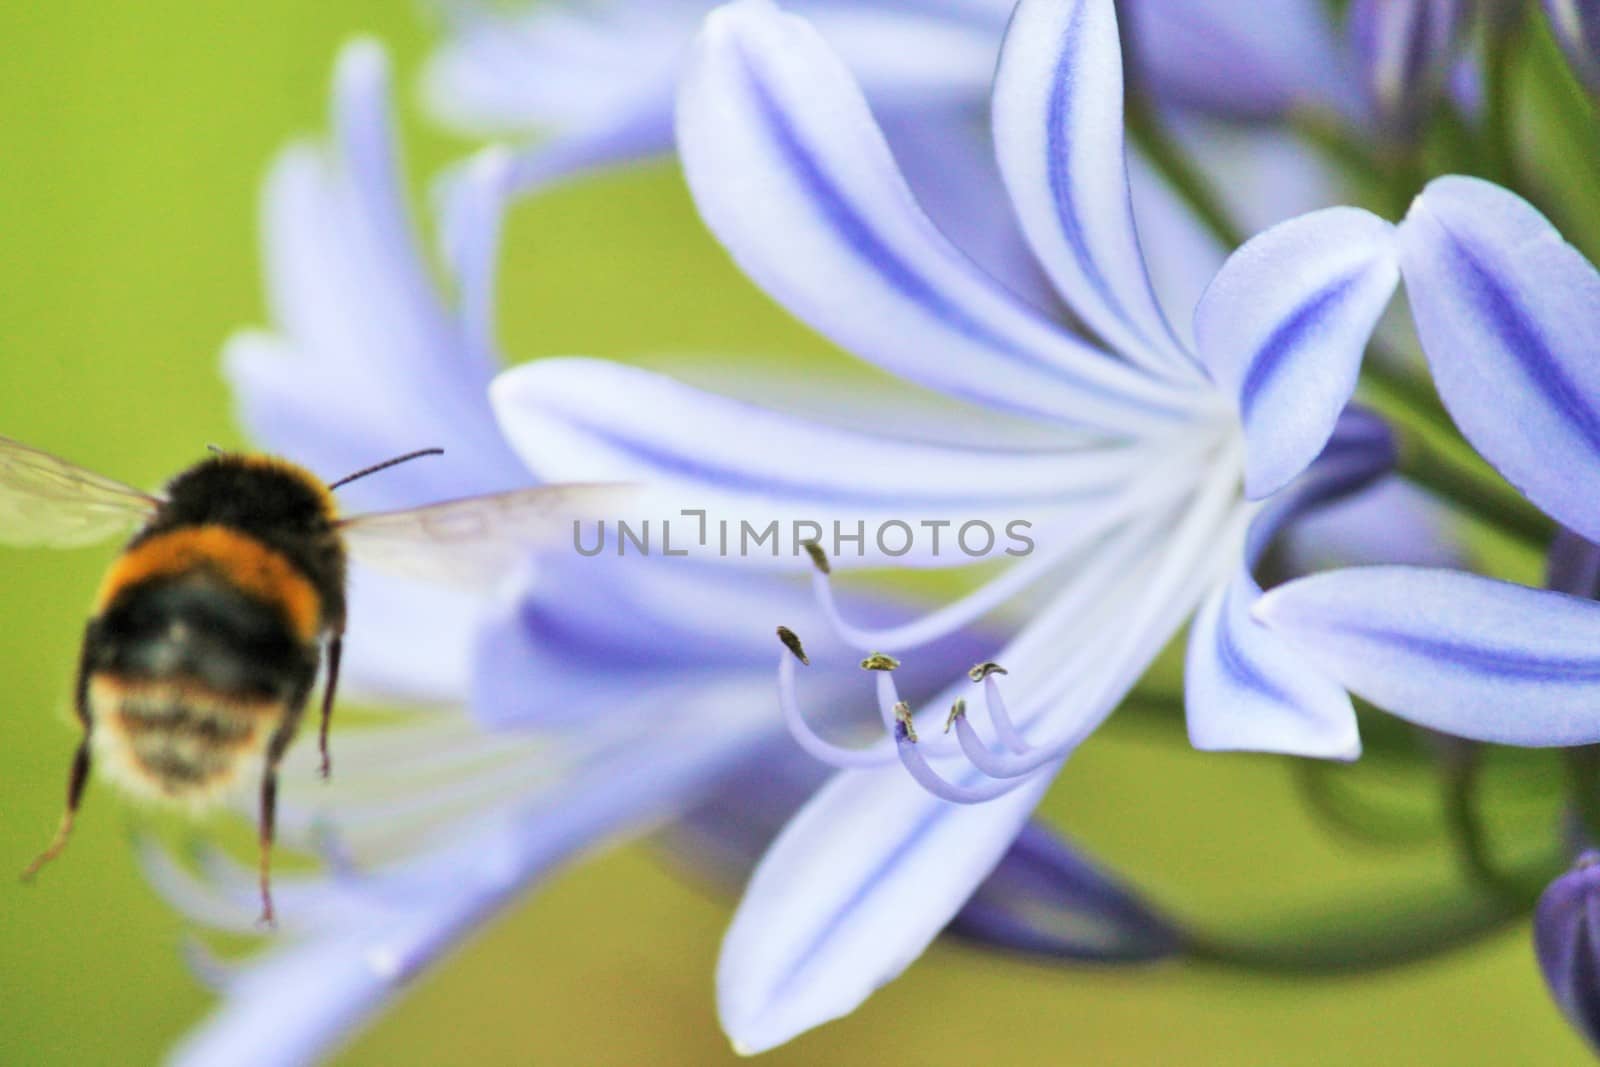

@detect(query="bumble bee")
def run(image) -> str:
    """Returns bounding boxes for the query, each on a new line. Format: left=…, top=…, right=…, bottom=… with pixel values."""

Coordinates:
left=0, top=435, right=623, bottom=925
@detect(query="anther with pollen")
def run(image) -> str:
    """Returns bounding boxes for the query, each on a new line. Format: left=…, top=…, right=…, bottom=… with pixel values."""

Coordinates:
left=802, top=540, right=831, bottom=575
left=776, top=625, right=810, bottom=665
left=860, top=652, right=900, bottom=671
left=775, top=625, right=897, bottom=768
left=969, top=661, right=1008, bottom=681
left=945, top=698, right=967, bottom=734
left=893, top=701, right=918, bottom=743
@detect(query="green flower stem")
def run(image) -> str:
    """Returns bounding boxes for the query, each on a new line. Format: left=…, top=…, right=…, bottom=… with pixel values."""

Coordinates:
left=1359, top=347, right=1457, bottom=436
left=1481, top=16, right=1525, bottom=188
left=1180, top=871, right=1544, bottom=975
left=1566, top=745, right=1600, bottom=843
left=1439, top=742, right=1526, bottom=902
left=1293, top=760, right=1437, bottom=849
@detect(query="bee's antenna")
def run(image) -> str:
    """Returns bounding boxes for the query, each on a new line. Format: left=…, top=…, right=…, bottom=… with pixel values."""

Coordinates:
left=205, top=444, right=226, bottom=456
left=327, top=447, right=445, bottom=491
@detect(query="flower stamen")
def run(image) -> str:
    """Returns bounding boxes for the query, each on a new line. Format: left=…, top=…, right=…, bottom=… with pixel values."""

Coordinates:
left=971, top=664, right=1029, bottom=754
left=776, top=625, right=810, bottom=665
left=894, top=706, right=1039, bottom=804
left=776, top=639, right=897, bottom=769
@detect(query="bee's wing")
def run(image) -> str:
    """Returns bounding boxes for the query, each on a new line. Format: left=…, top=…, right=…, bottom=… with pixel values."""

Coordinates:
left=0, top=435, right=163, bottom=548
left=338, top=483, right=633, bottom=588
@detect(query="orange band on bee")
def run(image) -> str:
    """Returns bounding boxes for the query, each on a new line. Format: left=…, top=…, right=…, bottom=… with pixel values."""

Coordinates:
left=96, top=525, right=323, bottom=641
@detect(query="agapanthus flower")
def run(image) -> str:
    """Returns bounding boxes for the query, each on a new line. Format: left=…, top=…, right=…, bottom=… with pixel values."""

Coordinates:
left=156, top=36, right=1181, bottom=1067
left=496, top=0, right=1427, bottom=1048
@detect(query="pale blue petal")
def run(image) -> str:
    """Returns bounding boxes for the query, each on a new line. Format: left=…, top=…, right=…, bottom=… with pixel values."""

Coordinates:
left=1195, top=207, right=1399, bottom=498
left=432, top=146, right=514, bottom=361
left=673, top=750, right=1175, bottom=962
left=676, top=0, right=1197, bottom=432
left=227, top=41, right=525, bottom=511
left=491, top=359, right=1146, bottom=569
left=1397, top=176, right=1600, bottom=542
left=470, top=557, right=797, bottom=728
left=801, top=2, right=1006, bottom=108
left=1256, top=566, right=1600, bottom=746
left=717, top=758, right=1056, bottom=1054
left=424, top=0, right=1007, bottom=143
left=1123, top=0, right=1356, bottom=119
left=1185, top=573, right=1359, bottom=758
left=421, top=0, right=698, bottom=137
left=340, top=564, right=482, bottom=706
left=991, top=0, right=1197, bottom=378
left=880, top=109, right=1061, bottom=315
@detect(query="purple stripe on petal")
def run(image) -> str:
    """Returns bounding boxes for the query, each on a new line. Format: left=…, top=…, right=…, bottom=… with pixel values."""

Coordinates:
left=1238, top=270, right=1364, bottom=423
left=1213, top=606, right=1298, bottom=708
left=1045, top=2, right=1141, bottom=343
left=1436, top=232, right=1600, bottom=461
left=1330, top=626, right=1600, bottom=685
left=539, top=408, right=1091, bottom=508
left=1398, top=177, right=1600, bottom=542
left=1256, top=566, right=1600, bottom=746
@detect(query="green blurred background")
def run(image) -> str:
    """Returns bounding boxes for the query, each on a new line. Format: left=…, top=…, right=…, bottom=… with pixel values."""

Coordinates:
left=0, top=3, right=1587, bottom=1063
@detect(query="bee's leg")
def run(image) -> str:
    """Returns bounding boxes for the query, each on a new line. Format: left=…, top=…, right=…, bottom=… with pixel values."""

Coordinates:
left=21, top=737, right=90, bottom=882
left=256, top=742, right=286, bottom=929
left=23, top=642, right=95, bottom=882
left=317, top=634, right=343, bottom=781
left=256, top=700, right=304, bottom=930
left=255, top=716, right=302, bottom=929
left=256, top=771, right=277, bottom=928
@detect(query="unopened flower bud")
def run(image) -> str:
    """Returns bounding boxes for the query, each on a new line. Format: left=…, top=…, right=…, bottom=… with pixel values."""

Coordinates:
left=1545, top=1, right=1600, bottom=102
left=1535, top=851, right=1600, bottom=1051
left=1348, top=0, right=1473, bottom=140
